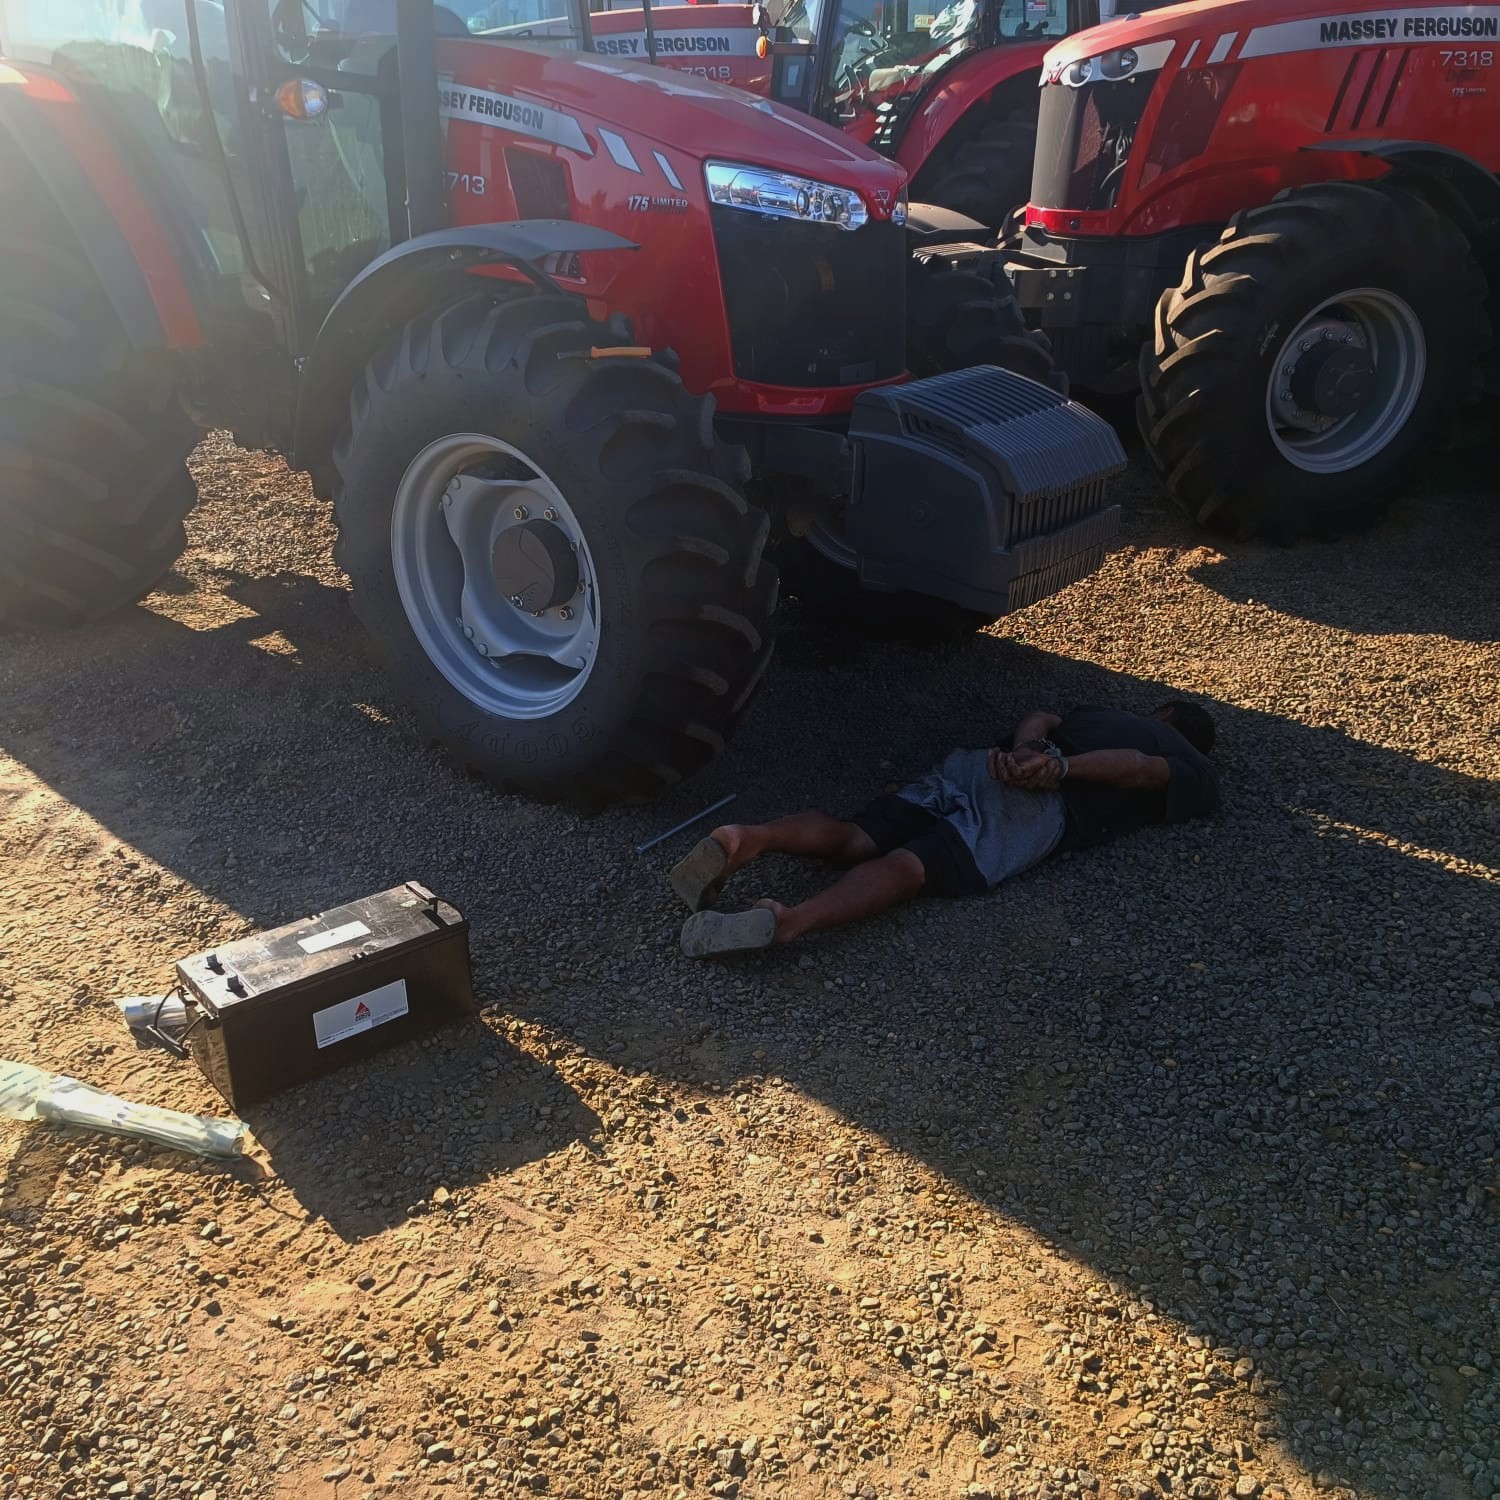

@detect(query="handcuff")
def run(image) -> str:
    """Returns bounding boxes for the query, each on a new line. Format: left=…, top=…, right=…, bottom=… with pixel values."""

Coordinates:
left=1038, top=738, right=1070, bottom=781
left=1016, top=736, right=1069, bottom=780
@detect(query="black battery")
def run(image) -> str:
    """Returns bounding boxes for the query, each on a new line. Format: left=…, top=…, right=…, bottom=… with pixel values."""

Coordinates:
left=176, top=882, right=477, bottom=1111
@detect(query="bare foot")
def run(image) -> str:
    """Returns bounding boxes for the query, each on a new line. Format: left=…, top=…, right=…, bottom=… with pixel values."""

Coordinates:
left=751, top=898, right=797, bottom=945
left=671, top=827, right=766, bottom=914
left=710, top=824, right=756, bottom=878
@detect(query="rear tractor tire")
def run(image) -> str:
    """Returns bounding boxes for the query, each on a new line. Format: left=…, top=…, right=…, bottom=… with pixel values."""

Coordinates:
left=0, top=150, right=197, bottom=627
left=332, top=294, right=776, bottom=809
left=917, top=118, right=1037, bottom=234
left=1139, top=180, right=1488, bottom=539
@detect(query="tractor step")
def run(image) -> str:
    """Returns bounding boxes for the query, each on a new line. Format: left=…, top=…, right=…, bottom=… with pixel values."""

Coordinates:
left=845, top=366, right=1125, bottom=618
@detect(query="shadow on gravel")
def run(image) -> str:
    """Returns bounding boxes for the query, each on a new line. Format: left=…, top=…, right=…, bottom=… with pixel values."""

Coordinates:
left=535, top=624, right=1500, bottom=1500
left=1189, top=489, right=1500, bottom=643
left=1185, top=442, right=1500, bottom=644
left=1, top=508, right=1498, bottom=1496
left=0, top=568, right=436, bottom=934
left=243, top=1016, right=598, bottom=1243
left=0, top=1127, right=82, bottom=1219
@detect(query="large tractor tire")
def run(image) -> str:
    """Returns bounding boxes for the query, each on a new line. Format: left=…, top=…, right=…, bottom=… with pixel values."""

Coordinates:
left=917, top=119, right=1037, bottom=234
left=0, top=161, right=197, bottom=627
left=1139, top=180, right=1489, bottom=539
left=906, top=261, right=1064, bottom=390
left=332, top=294, right=776, bottom=809
left=780, top=260, right=1061, bottom=640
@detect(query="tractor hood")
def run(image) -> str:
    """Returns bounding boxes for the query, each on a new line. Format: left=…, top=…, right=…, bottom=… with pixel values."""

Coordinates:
left=436, top=39, right=909, bottom=213
left=1038, top=0, right=1362, bottom=81
left=1039, top=0, right=1239, bottom=81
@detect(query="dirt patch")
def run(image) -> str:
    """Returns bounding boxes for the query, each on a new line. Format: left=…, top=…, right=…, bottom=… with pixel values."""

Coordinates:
left=1, top=434, right=1497, bottom=1500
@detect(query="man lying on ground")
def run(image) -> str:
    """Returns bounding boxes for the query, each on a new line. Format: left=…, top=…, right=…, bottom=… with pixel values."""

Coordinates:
left=671, top=702, right=1218, bottom=957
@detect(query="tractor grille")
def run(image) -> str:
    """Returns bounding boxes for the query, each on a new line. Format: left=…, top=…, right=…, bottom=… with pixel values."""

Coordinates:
left=1032, top=70, right=1158, bottom=212
left=710, top=209, right=905, bottom=388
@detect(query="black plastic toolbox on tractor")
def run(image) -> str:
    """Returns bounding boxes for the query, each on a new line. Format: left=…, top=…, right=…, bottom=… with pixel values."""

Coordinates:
left=846, top=367, right=1125, bottom=616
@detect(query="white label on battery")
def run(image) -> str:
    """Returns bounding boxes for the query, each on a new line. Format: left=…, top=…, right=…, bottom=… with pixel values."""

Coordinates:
left=313, top=979, right=409, bottom=1050
left=298, top=920, right=372, bottom=955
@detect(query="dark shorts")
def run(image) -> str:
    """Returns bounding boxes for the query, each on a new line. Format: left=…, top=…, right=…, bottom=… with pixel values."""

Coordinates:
left=851, top=793, right=988, bottom=898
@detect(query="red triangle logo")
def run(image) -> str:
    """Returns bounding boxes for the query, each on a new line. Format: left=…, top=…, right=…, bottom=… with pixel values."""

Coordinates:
left=354, top=1001, right=371, bottom=1020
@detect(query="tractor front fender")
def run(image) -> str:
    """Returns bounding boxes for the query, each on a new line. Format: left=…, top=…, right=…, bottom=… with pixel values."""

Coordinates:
left=1311, top=139, right=1500, bottom=244
left=293, top=222, right=636, bottom=473
left=890, top=44, right=1046, bottom=181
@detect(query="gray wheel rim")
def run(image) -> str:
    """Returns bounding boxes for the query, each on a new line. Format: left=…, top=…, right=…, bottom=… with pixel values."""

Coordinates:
left=390, top=434, right=602, bottom=721
left=1264, top=286, right=1426, bottom=475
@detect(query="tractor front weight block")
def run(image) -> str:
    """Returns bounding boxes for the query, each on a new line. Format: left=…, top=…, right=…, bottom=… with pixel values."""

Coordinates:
left=846, top=367, right=1125, bottom=618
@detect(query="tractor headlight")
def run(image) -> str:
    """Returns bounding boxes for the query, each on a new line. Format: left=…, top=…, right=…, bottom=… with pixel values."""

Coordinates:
left=705, top=162, right=869, bottom=231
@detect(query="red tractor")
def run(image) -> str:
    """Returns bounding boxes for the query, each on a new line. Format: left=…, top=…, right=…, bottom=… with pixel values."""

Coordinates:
left=0, top=0, right=1123, bottom=807
left=1002, top=0, right=1500, bottom=536
left=578, top=0, right=1153, bottom=228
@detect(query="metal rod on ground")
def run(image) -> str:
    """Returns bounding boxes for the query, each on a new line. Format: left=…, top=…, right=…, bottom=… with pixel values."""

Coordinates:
left=636, top=794, right=737, bottom=855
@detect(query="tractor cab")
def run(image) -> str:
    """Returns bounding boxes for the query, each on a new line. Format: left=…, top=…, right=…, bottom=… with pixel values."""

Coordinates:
left=762, top=0, right=1096, bottom=148
left=0, top=0, right=594, bottom=361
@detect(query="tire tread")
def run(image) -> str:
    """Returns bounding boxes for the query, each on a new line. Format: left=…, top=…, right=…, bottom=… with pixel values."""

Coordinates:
left=1138, top=180, right=1490, bottom=538
left=0, top=139, right=196, bottom=628
left=332, top=294, right=773, bottom=808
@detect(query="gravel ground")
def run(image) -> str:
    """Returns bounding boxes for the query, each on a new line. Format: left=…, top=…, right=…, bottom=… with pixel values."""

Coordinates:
left=0, top=433, right=1496, bottom=1500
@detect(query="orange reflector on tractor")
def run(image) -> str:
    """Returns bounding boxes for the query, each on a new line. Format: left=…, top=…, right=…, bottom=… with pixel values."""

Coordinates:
left=0, top=63, right=76, bottom=102
left=276, top=79, right=329, bottom=121
left=756, top=34, right=769, bottom=58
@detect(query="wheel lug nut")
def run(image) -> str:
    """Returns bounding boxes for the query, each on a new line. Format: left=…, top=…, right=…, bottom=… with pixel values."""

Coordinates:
left=510, top=595, right=523, bottom=607
left=1279, top=391, right=1293, bottom=402
left=513, top=506, right=529, bottom=520
left=462, top=624, right=474, bottom=639
left=1299, top=340, right=1311, bottom=351
left=1281, top=365, right=1293, bottom=376
left=559, top=607, right=573, bottom=621
left=543, top=508, right=558, bottom=521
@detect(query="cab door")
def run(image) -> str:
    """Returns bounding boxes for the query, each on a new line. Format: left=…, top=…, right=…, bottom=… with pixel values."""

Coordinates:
left=227, top=0, right=408, bottom=356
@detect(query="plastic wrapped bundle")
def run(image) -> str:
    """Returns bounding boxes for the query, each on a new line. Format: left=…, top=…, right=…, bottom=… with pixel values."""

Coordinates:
left=0, top=1058, right=245, bottom=1159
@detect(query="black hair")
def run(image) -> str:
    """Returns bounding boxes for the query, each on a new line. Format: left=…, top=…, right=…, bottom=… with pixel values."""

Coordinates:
left=1157, top=700, right=1216, bottom=755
